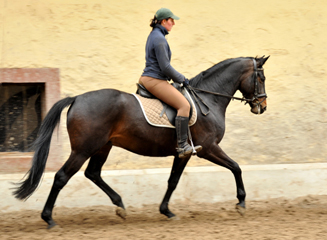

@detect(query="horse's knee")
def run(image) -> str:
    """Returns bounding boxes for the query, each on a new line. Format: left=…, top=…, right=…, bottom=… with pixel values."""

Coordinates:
left=53, top=171, right=69, bottom=189
left=231, top=162, right=242, bottom=175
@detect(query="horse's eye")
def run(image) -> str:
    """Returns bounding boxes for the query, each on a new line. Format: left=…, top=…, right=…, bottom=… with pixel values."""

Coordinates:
left=258, top=72, right=265, bottom=82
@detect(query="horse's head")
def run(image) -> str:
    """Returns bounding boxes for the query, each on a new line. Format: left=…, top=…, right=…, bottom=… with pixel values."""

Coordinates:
left=239, top=56, right=270, bottom=115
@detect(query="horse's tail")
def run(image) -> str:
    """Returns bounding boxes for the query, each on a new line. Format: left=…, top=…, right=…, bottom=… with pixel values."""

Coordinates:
left=12, top=96, right=77, bottom=200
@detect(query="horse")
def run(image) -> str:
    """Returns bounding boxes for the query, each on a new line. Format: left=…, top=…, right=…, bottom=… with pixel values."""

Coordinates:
left=13, top=56, right=269, bottom=228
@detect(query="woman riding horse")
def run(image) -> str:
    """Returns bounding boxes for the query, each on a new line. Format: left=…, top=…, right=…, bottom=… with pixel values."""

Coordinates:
left=139, top=8, right=202, bottom=158
left=13, top=55, right=269, bottom=228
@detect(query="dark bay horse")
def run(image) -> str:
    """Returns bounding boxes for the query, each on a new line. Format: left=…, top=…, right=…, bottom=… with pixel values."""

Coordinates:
left=13, top=56, right=269, bottom=228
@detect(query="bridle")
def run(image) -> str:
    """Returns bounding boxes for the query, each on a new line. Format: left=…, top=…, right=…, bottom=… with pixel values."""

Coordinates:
left=250, top=58, right=267, bottom=114
left=187, top=58, right=267, bottom=115
left=252, top=58, right=267, bottom=100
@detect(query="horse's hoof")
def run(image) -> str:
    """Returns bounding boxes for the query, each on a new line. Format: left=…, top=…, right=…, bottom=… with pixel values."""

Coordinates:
left=161, top=210, right=175, bottom=219
left=46, top=219, right=58, bottom=230
left=168, top=215, right=180, bottom=221
left=235, top=204, right=246, bottom=216
left=116, top=207, right=127, bottom=220
left=47, top=222, right=59, bottom=230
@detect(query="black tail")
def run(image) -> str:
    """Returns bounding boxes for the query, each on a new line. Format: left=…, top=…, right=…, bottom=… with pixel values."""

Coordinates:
left=12, top=96, right=76, bottom=200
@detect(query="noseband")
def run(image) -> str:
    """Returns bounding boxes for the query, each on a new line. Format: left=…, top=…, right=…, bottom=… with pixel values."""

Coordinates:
left=187, top=58, right=267, bottom=115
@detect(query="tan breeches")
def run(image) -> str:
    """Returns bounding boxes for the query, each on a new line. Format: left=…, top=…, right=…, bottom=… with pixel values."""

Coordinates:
left=139, top=76, right=190, bottom=117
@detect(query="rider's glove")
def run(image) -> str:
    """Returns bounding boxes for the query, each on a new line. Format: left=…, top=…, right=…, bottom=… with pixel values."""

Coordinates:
left=183, top=78, right=190, bottom=86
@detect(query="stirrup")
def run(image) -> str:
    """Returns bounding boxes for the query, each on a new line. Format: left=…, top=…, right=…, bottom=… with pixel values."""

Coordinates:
left=176, top=146, right=193, bottom=158
left=176, top=145, right=202, bottom=158
left=188, top=128, right=202, bottom=155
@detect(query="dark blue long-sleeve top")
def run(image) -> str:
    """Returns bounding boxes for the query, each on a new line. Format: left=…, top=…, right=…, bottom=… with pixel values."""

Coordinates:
left=141, top=24, right=185, bottom=83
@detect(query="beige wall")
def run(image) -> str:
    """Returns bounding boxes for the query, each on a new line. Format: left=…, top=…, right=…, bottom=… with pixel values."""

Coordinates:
left=1, top=0, right=326, bottom=170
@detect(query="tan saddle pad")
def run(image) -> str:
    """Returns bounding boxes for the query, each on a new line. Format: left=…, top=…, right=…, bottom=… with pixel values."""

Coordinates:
left=132, top=92, right=197, bottom=129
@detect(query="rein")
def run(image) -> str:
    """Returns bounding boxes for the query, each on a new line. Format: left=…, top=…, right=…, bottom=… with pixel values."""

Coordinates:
left=187, top=58, right=267, bottom=116
left=186, top=86, right=250, bottom=116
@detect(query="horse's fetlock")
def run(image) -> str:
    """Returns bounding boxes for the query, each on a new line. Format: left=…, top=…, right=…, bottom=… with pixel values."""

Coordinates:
left=237, top=189, right=246, bottom=199
left=159, top=202, right=168, bottom=214
left=112, top=196, right=123, bottom=206
left=41, top=210, right=51, bottom=221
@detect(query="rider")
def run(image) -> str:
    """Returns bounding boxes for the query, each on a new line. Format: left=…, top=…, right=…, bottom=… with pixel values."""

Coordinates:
left=139, top=8, right=202, bottom=158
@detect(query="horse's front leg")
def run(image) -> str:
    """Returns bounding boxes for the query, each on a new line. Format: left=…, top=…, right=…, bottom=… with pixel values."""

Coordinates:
left=160, top=155, right=190, bottom=219
left=198, top=143, right=246, bottom=215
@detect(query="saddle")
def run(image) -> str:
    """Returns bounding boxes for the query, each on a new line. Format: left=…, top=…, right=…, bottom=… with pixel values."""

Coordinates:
left=135, top=83, right=194, bottom=126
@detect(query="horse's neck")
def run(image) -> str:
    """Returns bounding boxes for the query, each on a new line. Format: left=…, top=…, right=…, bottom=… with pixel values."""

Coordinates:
left=205, top=70, right=243, bottom=108
left=217, top=76, right=240, bottom=97
left=199, top=60, right=245, bottom=92
left=192, top=58, right=250, bottom=111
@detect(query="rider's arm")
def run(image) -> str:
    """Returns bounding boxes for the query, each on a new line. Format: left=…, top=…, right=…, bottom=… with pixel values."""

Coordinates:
left=154, top=40, right=185, bottom=84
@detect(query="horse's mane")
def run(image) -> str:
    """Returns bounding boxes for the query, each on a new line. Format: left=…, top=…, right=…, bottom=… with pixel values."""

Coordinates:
left=190, top=57, right=252, bottom=88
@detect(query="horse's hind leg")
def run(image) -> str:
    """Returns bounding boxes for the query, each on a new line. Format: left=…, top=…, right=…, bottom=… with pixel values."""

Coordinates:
left=41, top=152, right=89, bottom=228
left=84, top=143, right=126, bottom=219
left=160, top=155, right=190, bottom=219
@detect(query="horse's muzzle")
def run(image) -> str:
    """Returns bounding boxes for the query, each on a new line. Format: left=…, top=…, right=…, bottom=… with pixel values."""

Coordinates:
left=251, top=105, right=267, bottom=114
left=250, top=98, right=267, bottom=115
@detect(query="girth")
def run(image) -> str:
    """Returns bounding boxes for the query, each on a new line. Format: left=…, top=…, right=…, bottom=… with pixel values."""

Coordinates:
left=136, top=83, right=193, bottom=126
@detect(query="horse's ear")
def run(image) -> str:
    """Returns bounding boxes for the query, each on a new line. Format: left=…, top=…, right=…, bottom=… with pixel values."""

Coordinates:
left=259, top=55, right=270, bottom=67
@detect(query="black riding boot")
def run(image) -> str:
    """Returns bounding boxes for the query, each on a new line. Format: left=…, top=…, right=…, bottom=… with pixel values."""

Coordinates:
left=175, top=116, right=202, bottom=158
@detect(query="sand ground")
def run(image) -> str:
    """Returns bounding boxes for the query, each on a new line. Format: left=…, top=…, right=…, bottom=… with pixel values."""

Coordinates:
left=1, top=195, right=327, bottom=239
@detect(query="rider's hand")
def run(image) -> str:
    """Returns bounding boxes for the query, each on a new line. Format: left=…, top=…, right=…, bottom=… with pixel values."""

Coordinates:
left=183, top=78, right=190, bottom=86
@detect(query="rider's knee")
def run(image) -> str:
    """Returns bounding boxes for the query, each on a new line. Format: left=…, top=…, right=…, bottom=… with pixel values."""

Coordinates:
left=177, top=106, right=190, bottom=117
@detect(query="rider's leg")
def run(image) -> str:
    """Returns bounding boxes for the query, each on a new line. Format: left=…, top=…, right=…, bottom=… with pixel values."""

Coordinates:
left=175, top=115, right=202, bottom=157
left=139, top=77, right=190, bottom=117
left=139, top=77, right=202, bottom=157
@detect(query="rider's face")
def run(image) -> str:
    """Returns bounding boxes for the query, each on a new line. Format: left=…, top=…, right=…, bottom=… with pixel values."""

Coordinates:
left=161, top=18, right=175, bottom=32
